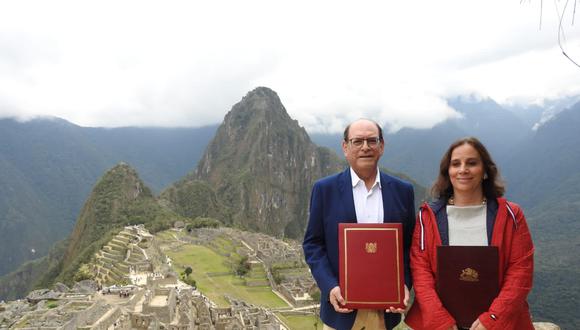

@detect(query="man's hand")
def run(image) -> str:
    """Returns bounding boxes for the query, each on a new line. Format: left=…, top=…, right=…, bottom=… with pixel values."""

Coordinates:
left=385, top=285, right=410, bottom=314
left=469, top=318, right=487, bottom=330
left=329, top=286, right=353, bottom=313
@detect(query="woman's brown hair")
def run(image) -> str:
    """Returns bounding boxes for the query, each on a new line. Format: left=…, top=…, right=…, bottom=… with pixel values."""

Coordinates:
left=431, top=136, right=505, bottom=200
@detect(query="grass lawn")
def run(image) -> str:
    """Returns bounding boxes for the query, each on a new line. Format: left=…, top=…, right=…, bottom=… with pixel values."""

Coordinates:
left=276, top=313, right=410, bottom=330
left=212, top=235, right=237, bottom=254
left=165, top=244, right=288, bottom=308
left=276, top=313, right=323, bottom=330
left=155, top=230, right=176, bottom=241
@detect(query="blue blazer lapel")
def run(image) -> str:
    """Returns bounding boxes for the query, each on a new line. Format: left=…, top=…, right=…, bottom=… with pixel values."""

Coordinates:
left=339, top=168, right=357, bottom=223
left=381, top=171, right=392, bottom=223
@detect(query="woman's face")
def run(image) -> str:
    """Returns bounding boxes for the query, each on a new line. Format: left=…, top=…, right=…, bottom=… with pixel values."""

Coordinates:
left=448, top=143, right=485, bottom=198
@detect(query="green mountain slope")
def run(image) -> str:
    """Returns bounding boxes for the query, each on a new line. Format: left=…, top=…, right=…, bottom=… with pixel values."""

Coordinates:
left=502, top=104, right=580, bottom=329
left=0, top=118, right=215, bottom=277
left=0, top=163, right=186, bottom=299
left=50, top=163, right=183, bottom=286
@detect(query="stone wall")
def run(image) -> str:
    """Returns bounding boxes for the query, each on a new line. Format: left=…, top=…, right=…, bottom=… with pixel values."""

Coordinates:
left=142, top=287, right=176, bottom=324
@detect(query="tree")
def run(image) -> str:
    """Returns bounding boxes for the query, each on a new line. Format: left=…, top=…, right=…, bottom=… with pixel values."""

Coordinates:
left=184, top=266, right=192, bottom=278
left=183, top=277, right=196, bottom=288
left=235, top=256, right=251, bottom=277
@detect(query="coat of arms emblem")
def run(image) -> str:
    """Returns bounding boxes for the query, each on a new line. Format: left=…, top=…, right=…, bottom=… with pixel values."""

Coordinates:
left=365, top=242, right=377, bottom=253
left=459, top=267, right=479, bottom=282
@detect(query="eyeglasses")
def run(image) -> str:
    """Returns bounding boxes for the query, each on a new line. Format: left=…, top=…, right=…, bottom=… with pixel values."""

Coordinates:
left=347, top=137, right=382, bottom=149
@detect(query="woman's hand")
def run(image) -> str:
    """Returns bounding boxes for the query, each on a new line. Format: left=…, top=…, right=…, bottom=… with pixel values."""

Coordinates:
left=470, top=318, right=487, bottom=330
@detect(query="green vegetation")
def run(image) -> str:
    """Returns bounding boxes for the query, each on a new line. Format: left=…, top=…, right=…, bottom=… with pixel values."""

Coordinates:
left=160, top=180, right=231, bottom=224
left=310, top=290, right=321, bottom=303
left=524, top=190, right=580, bottom=329
left=272, top=270, right=284, bottom=285
left=2, top=96, right=578, bottom=329
left=184, top=266, right=192, bottom=278
left=164, top=243, right=287, bottom=308
left=0, top=118, right=215, bottom=281
left=210, top=236, right=238, bottom=259
left=235, top=256, right=251, bottom=277
left=32, top=163, right=189, bottom=289
left=185, top=217, right=222, bottom=231
left=276, top=310, right=424, bottom=330
left=275, top=313, right=323, bottom=330
left=73, top=264, right=95, bottom=282
left=155, top=231, right=176, bottom=241
left=180, top=266, right=197, bottom=287
left=270, top=261, right=309, bottom=286
left=46, top=299, right=59, bottom=309
left=0, top=239, right=68, bottom=301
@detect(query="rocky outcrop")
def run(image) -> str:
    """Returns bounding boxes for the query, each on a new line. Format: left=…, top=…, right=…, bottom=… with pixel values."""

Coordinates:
left=71, top=279, right=99, bottom=294
left=26, top=289, right=61, bottom=303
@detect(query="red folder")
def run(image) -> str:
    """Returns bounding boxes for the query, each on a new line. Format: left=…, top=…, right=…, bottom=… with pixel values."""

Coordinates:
left=338, top=223, right=405, bottom=309
left=436, top=246, right=499, bottom=328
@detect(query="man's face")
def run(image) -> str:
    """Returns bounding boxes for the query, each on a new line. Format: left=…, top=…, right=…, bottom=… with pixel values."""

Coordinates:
left=342, top=120, right=384, bottom=175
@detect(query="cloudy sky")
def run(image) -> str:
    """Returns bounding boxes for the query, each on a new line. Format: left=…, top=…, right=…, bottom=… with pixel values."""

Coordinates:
left=0, top=0, right=579, bottom=133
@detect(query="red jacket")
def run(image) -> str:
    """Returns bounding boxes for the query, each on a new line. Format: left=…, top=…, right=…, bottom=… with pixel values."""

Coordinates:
left=405, top=197, right=534, bottom=330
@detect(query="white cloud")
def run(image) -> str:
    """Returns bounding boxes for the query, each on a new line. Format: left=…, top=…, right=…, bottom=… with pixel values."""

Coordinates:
left=0, top=0, right=579, bottom=132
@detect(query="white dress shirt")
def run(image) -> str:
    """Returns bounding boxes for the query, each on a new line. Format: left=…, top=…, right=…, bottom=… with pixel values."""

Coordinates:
left=350, top=167, right=384, bottom=223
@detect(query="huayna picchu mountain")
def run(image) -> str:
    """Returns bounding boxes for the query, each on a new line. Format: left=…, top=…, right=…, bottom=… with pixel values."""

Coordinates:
left=0, top=86, right=426, bottom=301
left=161, top=87, right=345, bottom=238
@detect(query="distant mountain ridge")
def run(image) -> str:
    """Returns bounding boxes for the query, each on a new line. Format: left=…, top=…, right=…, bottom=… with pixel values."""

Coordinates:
left=1, top=89, right=578, bottom=328
left=0, top=86, right=426, bottom=300
left=312, top=96, right=548, bottom=186
left=0, top=118, right=216, bottom=277
left=311, top=99, right=580, bottom=329
left=0, top=162, right=184, bottom=299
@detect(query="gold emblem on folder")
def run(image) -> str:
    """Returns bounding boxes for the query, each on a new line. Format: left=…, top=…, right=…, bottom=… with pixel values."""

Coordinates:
left=365, top=242, right=377, bottom=253
left=459, top=268, right=479, bottom=282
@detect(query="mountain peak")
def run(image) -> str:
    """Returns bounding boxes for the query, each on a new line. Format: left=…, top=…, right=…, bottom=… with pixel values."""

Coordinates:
left=196, top=88, right=314, bottom=184
left=244, top=86, right=279, bottom=100
left=93, top=162, right=151, bottom=201
left=57, top=163, right=159, bottom=281
left=225, top=86, right=292, bottom=128
left=163, top=88, right=344, bottom=238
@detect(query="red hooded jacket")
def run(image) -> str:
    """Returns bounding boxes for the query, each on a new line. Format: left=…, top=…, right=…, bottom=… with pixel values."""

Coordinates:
left=405, top=197, right=534, bottom=330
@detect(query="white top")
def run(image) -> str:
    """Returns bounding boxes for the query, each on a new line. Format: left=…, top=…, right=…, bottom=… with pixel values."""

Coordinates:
left=350, top=167, right=384, bottom=223
left=447, top=204, right=487, bottom=246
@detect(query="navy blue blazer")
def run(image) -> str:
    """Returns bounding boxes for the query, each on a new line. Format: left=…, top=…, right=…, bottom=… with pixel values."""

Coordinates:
left=303, top=167, right=415, bottom=330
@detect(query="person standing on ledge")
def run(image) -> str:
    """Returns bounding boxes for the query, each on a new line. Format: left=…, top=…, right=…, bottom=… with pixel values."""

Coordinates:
left=303, top=118, right=415, bottom=330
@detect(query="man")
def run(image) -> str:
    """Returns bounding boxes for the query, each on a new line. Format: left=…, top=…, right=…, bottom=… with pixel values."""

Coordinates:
left=303, top=119, right=415, bottom=330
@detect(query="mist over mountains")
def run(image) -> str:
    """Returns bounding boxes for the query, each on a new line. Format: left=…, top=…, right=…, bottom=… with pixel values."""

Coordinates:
left=311, top=96, right=580, bottom=329
left=0, top=119, right=216, bottom=277
left=0, top=87, right=579, bottom=328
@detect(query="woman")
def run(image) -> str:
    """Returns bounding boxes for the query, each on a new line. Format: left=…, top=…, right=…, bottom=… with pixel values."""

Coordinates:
left=405, top=137, right=534, bottom=330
